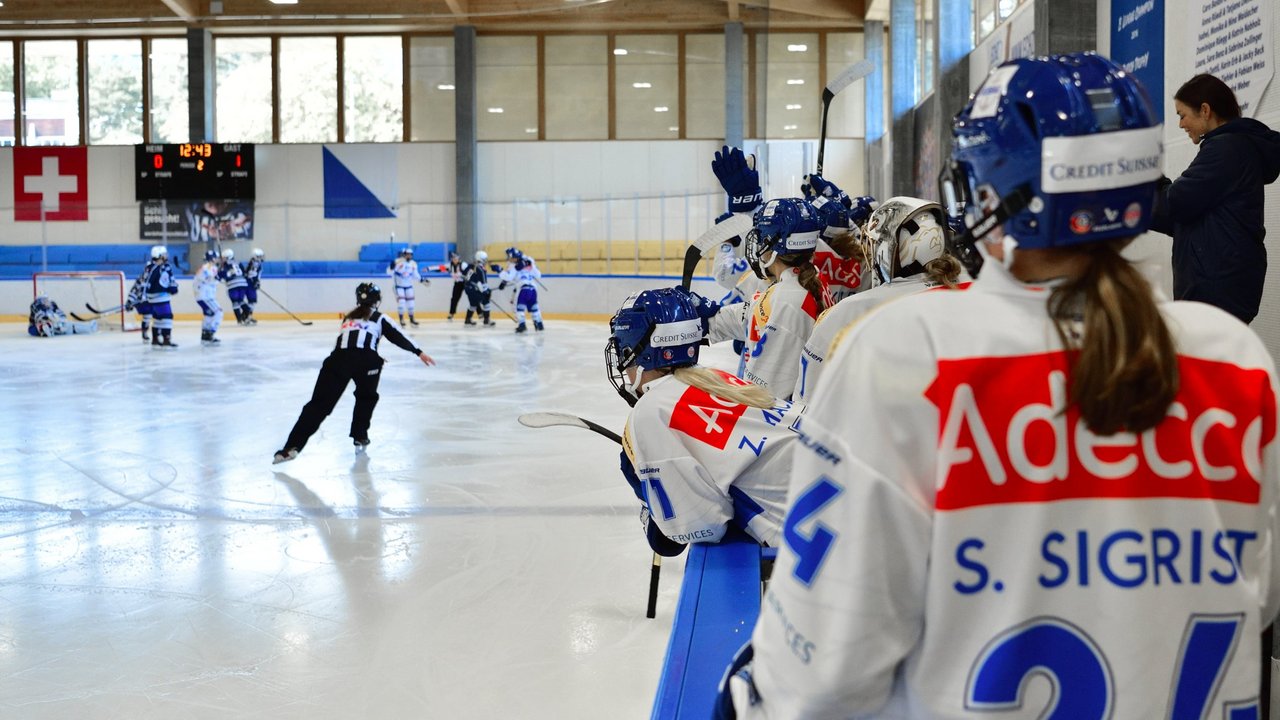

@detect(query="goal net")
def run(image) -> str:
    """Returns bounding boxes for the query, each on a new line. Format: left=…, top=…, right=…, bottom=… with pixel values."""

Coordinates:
left=32, top=271, right=131, bottom=331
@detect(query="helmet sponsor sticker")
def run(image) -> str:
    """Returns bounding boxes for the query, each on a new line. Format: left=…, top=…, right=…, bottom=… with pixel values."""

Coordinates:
left=650, top=318, right=703, bottom=347
left=1069, top=211, right=1094, bottom=234
left=1041, top=126, right=1163, bottom=194
left=1123, top=202, right=1143, bottom=228
left=970, top=65, right=1020, bottom=119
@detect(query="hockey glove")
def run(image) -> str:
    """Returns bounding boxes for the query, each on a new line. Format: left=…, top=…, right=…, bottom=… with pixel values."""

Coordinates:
left=712, top=146, right=762, bottom=214
left=713, top=643, right=759, bottom=720
left=498, top=280, right=508, bottom=291
left=640, top=506, right=687, bottom=557
left=490, top=264, right=502, bottom=273
left=848, top=195, right=878, bottom=226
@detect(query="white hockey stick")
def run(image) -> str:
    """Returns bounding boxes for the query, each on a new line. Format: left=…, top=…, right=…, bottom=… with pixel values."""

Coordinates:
left=817, top=58, right=875, bottom=176
left=517, top=411, right=663, bottom=618
left=680, top=210, right=755, bottom=290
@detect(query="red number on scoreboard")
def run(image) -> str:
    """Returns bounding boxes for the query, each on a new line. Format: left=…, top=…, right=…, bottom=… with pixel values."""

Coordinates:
left=153, top=154, right=163, bottom=169
left=235, top=154, right=242, bottom=168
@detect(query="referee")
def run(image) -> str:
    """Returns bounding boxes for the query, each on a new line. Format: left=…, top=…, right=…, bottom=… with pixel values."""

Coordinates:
left=273, top=282, right=435, bottom=464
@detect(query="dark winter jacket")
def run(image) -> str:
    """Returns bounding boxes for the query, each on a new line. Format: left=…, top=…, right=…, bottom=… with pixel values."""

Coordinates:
left=1151, top=117, right=1280, bottom=324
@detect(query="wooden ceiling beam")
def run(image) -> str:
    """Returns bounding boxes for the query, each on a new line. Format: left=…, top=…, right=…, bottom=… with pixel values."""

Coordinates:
left=444, top=0, right=468, bottom=18
left=159, top=0, right=201, bottom=20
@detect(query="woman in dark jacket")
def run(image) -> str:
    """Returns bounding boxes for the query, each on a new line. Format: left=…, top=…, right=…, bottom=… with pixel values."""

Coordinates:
left=1151, top=73, right=1280, bottom=323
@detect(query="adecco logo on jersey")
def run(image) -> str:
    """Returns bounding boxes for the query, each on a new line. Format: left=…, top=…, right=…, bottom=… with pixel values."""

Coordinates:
left=669, top=370, right=750, bottom=449
left=813, top=250, right=862, bottom=291
left=926, top=353, right=1276, bottom=510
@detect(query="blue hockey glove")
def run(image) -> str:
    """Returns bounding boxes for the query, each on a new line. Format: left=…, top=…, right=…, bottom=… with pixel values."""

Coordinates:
left=640, top=505, right=688, bottom=557
left=848, top=195, right=878, bottom=226
left=712, top=146, right=762, bottom=214
left=490, top=264, right=501, bottom=273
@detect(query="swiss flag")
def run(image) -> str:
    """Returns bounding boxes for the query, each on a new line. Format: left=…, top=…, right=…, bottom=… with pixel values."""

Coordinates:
left=14, top=146, right=88, bottom=221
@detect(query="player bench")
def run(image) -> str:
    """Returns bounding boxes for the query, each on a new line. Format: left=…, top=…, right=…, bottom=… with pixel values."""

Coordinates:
left=651, top=539, right=773, bottom=720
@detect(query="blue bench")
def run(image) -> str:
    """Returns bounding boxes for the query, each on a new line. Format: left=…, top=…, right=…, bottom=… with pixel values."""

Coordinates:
left=357, top=242, right=456, bottom=265
left=652, top=540, right=767, bottom=720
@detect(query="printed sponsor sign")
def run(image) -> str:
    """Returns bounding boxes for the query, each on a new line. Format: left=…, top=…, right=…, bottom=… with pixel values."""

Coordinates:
left=1040, top=126, right=1164, bottom=194
left=669, top=373, right=751, bottom=450
left=926, top=353, right=1275, bottom=510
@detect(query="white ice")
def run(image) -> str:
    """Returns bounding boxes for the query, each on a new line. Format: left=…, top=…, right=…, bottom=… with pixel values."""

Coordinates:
left=0, top=316, right=749, bottom=719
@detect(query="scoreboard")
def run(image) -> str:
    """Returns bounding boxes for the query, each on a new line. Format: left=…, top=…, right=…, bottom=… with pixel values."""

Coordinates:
left=135, top=143, right=255, bottom=201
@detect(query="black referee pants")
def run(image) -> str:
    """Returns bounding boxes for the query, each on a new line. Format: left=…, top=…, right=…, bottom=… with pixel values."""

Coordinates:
left=449, top=281, right=465, bottom=314
left=283, top=349, right=383, bottom=451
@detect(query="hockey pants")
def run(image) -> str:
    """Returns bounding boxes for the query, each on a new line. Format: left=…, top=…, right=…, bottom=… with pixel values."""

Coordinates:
left=283, top=350, right=383, bottom=451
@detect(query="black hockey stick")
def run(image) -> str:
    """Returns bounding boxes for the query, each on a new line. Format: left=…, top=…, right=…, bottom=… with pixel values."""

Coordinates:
left=488, top=295, right=520, bottom=325
left=517, top=411, right=662, bottom=618
left=816, top=58, right=875, bottom=177
left=85, top=302, right=126, bottom=316
left=258, top=288, right=314, bottom=326
left=70, top=311, right=97, bottom=322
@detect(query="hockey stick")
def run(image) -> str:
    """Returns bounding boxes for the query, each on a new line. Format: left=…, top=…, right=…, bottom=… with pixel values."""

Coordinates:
left=680, top=210, right=755, bottom=291
left=518, top=411, right=663, bottom=618
left=85, top=302, right=127, bottom=316
left=70, top=311, right=97, bottom=322
left=488, top=294, right=520, bottom=324
left=258, top=288, right=314, bottom=326
left=817, top=58, right=875, bottom=177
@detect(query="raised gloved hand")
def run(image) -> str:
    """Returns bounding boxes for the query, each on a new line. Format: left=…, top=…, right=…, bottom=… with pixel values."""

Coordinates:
left=712, top=146, right=762, bottom=214
left=848, top=195, right=878, bottom=226
left=490, top=264, right=501, bottom=273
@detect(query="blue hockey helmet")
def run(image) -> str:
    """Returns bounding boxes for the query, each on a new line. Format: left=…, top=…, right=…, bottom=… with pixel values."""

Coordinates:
left=204, top=249, right=218, bottom=262
left=744, top=198, right=821, bottom=279
left=607, top=288, right=703, bottom=406
left=356, top=282, right=382, bottom=307
left=940, top=52, right=1162, bottom=274
left=505, top=247, right=523, bottom=260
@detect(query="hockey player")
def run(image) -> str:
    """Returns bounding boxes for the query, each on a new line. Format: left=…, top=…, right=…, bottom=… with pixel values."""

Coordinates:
left=244, top=248, right=264, bottom=319
left=792, top=197, right=967, bottom=403
left=28, top=294, right=96, bottom=336
left=444, top=251, right=466, bottom=321
left=801, top=173, right=877, bottom=303
left=499, top=254, right=544, bottom=333
left=462, top=250, right=497, bottom=327
left=722, top=53, right=1280, bottom=719
left=145, top=246, right=179, bottom=348
left=387, top=246, right=427, bottom=326
left=609, top=287, right=796, bottom=553
left=703, top=197, right=831, bottom=399
left=274, top=283, right=435, bottom=464
left=218, top=248, right=253, bottom=325
left=193, top=249, right=223, bottom=345
left=128, top=249, right=159, bottom=342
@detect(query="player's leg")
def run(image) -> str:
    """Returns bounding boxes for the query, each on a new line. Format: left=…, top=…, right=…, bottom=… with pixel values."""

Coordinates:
left=449, top=282, right=464, bottom=319
left=482, top=289, right=495, bottom=326
left=405, top=286, right=418, bottom=326
left=152, top=301, right=176, bottom=347
left=245, top=286, right=258, bottom=324
left=396, top=286, right=408, bottom=324
left=137, top=301, right=152, bottom=341
left=348, top=356, right=383, bottom=447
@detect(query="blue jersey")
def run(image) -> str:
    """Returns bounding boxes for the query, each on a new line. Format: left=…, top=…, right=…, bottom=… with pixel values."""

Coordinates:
left=218, top=261, right=249, bottom=290
left=145, top=261, right=178, bottom=303
left=244, top=257, right=263, bottom=288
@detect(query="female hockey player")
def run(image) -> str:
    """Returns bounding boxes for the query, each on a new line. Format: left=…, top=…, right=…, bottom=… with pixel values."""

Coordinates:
left=146, top=246, right=179, bottom=348
left=387, top=246, right=426, bottom=326
left=273, top=282, right=435, bottom=464
left=244, top=248, right=264, bottom=319
left=792, top=196, right=965, bottom=403
left=28, top=294, right=96, bottom=336
left=462, top=250, right=497, bottom=327
left=193, top=249, right=223, bottom=345
left=703, top=197, right=831, bottom=399
left=127, top=248, right=159, bottom=343
left=499, top=254, right=544, bottom=333
left=722, top=53, right=1280, bottom=720
left=218, top=248, right=253, bottom=325
left=608, top=287, right=796, bottom=554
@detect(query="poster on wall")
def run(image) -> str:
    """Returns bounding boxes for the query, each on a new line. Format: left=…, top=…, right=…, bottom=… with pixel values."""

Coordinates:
left=139, top=200, right=255, bottom=242
left=969, top=2, right=1036, bottom=92
left=1112, top=0, right=1165, bottom=107
left=1192, top=0, right=1273, bottom=116
left=13, top=146, right=88, bottom=222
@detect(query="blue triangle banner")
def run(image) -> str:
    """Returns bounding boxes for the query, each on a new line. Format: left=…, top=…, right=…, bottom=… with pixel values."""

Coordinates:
left=323, top=147, right=396, bottom=219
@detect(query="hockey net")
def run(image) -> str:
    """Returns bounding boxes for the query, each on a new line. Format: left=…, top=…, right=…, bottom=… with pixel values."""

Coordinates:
left=32, top=271, right=132, bottom=332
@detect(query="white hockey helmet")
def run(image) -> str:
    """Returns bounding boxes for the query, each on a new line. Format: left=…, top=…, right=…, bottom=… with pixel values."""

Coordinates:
left=863, top=196, right=948, bottom=286
left=151, top=245, right=168, bottom=259
left=402, top=246, right=414, bottom=256
left=475, top=250, right=488, bottom=263
left=253, top=248, right=264, bottom=258
left=222, top=248, right=235, bottom=260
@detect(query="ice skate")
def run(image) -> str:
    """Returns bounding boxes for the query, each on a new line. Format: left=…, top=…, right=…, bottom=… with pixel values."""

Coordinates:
left=515, top=322, right=527, bottom=333
left=201, top=331, right=221, bottom=345
left=353, top=437, right=371, bottom=453
left=534, top=321, right=545, bottom=332
left=447, top=313, right=454, bottom=322
left=409, top=316, right=420, bottom=327
left=272, top=448, right=299, bottom=464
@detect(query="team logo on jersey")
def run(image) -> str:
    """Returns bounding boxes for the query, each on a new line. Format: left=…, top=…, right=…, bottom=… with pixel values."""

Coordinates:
left=1069, top=211, right=1093, bottom=234
left=669, top=371, right=751, bottom=449
left=813, top=250, right=862, bottom=291
left=926, top=353, right=1276, bottom=510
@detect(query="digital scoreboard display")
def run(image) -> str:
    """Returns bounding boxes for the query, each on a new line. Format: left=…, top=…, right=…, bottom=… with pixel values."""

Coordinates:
left=135, top=143, right=255, bottom=201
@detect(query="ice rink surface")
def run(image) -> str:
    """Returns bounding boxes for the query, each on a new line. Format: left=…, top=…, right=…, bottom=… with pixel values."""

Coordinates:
left=0, top=315, right=740, bottom=719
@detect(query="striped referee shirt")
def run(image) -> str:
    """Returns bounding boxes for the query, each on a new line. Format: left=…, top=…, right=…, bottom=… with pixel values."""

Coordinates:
left=335, top=311, right=423, bottom=355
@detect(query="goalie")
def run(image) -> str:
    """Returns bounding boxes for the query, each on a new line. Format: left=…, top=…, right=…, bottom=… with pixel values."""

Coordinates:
left=28, top=294, right=97, bottom=337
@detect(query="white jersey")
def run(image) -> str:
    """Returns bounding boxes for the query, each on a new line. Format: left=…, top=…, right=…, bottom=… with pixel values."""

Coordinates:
left=389, top=259, right=420, bottom=289
left=736, top=262, right=1280, bottom=720
left=193, top=263, right=220, bottom=303
left=707, top=268, right=823, bottom=399
left=713, top=242, right=768, bottom=304
left=793, top=274, right=972, bottom=403
left=499, top=261, right=542, bottom=289
left=622, top=371, right=798, bottom=547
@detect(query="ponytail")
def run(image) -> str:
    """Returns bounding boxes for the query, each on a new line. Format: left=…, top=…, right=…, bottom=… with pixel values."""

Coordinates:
left=923, top=255, right=963, bottom=289
left=777, top=252, right=831, bottom=314
left=824, top=228, right=870, bottom=267
left=1047, top=241, right=1178, bottom=435
left=672, top=366, right=776, bottom=409
left=342, top=304, right=375, bottom=323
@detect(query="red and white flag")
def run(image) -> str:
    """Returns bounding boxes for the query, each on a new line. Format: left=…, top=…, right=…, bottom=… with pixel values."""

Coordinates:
left=14, top=146, right=88, bottom=221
